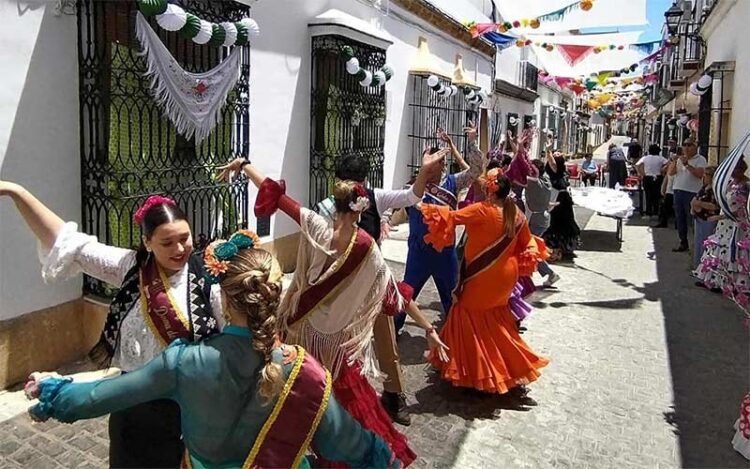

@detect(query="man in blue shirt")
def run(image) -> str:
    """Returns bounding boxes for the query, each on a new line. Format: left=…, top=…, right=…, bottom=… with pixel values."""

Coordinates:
left=580, top=153, right=598, bottom=186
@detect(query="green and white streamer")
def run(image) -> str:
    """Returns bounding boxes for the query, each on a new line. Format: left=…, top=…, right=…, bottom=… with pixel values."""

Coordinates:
left=138, top=0, right=259, bottom=47
left=340, top=46, right=394, bottom=88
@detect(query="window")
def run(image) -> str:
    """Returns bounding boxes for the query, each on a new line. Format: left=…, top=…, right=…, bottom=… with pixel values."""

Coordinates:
left=78, top=0, right=250, bottom=296
left=699, top=64, right=734, bottom=164
left=506, top=112, right=520, bottom=138
left=310, top=35, right=386, bottom=206
left=408, top=75, right=479, bottom=174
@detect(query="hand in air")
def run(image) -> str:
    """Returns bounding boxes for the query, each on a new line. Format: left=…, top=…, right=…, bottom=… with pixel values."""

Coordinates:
left=463, top=120, right=478, bottom=143
left=427, top=329, right=450, bottom=362
left=0, top=181, right=21, bottom=197
left=215, top=157, right=247, bottom=183
left=436, top=127, right=452, bottom=144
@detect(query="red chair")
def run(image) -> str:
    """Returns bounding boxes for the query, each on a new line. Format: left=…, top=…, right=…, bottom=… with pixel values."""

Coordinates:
left=566, top=163, right=581, bottom=186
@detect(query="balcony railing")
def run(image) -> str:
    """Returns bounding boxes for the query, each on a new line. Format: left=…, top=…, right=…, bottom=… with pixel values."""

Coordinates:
left=518, top=61, right=538, bottom=92
left=668, top=21, right=703, bottom=84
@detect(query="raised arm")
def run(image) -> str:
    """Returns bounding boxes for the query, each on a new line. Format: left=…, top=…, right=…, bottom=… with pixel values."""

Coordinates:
left=0, top=182, right=64, bottom=250
left=454, top=121, right=483, bottom=191
left=375, top=148, right=448, bottom=213
left=437, top=128, right=469, bottom=171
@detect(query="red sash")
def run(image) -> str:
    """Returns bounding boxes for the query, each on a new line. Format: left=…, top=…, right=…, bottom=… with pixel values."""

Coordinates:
left=289, top=228, right=374, bottom=325
left=453, top=219, right=524, bottom=300
left=181, top=347, right=331, bottom=469
left=139, top=258, right=191, bottom=346
left=425, top=183, right=458, bottom=209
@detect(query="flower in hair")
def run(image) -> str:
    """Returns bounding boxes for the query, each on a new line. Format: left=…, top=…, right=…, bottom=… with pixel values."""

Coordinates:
left=486, top=167, right=504, bottom=194
left=133, top=195, right=176, bottom=225
left=204, top=229, right=262, bottom=285
left=349, top=184, right=370, bottom=212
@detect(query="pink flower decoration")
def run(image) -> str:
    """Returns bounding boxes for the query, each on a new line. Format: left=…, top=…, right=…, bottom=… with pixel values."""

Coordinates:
left=736, top=292, right=750, bottom=307
left=737, top=239, right=750, bottom=250
left=133, top=195, right=176, bottom=225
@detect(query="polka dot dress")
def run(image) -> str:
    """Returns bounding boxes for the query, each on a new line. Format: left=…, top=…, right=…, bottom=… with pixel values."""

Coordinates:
left=732, top=393, right=750, bottom=459
left=696, top=181, right=750, bottom=300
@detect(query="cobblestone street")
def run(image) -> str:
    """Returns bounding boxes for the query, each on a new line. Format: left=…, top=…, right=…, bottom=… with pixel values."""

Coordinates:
left=0, top=209, right=748, bottom=468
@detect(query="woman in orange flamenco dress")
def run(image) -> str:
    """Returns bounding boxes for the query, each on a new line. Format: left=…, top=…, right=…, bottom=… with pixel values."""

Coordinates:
left=421, top=167, right=550, bottom=402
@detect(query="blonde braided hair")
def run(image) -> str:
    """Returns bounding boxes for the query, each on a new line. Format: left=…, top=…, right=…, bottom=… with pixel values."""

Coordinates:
left=219, top=248, right=284, bottom=405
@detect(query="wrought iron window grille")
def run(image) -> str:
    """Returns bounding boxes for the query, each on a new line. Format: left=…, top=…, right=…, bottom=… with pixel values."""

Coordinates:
left=77, top=0, right=251, bottom=297
left=408, top=74, right=480, bottom=176
left=310, top=35, right=386, bottom=207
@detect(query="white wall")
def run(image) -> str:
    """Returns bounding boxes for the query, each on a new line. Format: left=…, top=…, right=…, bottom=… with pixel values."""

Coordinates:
left=0, top=5, right=80, bottom=320
left=249, top=0, right=494, bottom=240
left=702, top=0, right=750, bottom=149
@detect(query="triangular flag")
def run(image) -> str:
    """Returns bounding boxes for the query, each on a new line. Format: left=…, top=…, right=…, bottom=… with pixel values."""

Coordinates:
left=471, top=23, right=498, bottom=38
left=557, top=44, right=595, bottom=67
left=596, top=71, right=612, bottom=86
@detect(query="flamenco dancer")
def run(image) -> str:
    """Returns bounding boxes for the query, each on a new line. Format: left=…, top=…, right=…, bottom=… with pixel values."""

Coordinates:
left=419, top=168, right=549, bottom=402
left=0, top=181, right=223, bottom=468
left=395, top=120, right=483, bottom=332
left=25, top=232, right=402, bottom=469
left=315, top=147, right=448, bottom=425
left=218, top=159, right=450, bottom=467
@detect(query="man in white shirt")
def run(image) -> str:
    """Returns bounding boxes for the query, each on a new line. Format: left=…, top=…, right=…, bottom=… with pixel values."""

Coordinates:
left=667, top=138, right=707, bottom=251
left=636, top=144, right=668, bottom=216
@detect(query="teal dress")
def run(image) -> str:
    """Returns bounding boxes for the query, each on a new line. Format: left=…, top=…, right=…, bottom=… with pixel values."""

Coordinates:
left=31, top=326, right=398, bottom=468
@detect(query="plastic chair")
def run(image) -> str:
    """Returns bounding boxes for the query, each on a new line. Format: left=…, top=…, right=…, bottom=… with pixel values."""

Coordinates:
left=566, top=163, right=581, bottom=186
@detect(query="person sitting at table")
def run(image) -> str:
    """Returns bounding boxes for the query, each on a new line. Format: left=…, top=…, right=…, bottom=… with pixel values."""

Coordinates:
left=580, top=153, right=598, bottom=186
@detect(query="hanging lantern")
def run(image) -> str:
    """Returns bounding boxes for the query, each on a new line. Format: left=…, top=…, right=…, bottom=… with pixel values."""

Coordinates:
left=516, top=39, right=525, bottom=48
left=530, top=18, right=541, bottom=29
left=580, top=0, right=594, bottom=11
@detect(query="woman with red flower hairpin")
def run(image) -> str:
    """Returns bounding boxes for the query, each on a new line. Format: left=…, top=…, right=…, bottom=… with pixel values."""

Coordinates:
left=417, top=167, right=550, bottom=402
left=217, top=159, right=450, bottom=467
left=0, top=181, right=226, bottom=467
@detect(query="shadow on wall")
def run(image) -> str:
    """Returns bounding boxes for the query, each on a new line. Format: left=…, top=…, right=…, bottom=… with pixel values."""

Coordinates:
left=0, top=7, right=82, bottom=387
left=648, top=225, right=748, bottom=467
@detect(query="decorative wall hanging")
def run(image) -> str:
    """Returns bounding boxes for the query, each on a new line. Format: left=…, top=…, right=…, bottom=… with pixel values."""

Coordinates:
left=138, top=0, right=259, bottom=47
left=426, top=75, right=459, bottom=98
left=341, top=46, right=394, bottom=88
left=135, top=12, right=241, bottom=142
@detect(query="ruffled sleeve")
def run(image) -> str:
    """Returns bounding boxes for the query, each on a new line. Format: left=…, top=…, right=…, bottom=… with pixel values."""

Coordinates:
left=420, top=204, right=455, bottom=252
left=254, top=178, right=301, bottom=224
left=517, top=230, right=549, bottom=277
left=37, top=222, right=136, bottom=286
left=382, top=280, right=414, bottom=316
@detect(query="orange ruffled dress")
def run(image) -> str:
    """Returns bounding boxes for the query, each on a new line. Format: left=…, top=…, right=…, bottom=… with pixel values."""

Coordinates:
left=421, top=201, right=550, bottom=393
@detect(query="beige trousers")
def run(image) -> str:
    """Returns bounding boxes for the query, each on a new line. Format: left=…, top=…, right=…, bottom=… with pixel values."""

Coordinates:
left=372, top=314, right=404, bottom=393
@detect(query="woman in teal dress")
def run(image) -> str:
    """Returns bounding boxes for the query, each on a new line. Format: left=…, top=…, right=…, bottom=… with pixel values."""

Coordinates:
left=26, top=231, right=400, bottom=469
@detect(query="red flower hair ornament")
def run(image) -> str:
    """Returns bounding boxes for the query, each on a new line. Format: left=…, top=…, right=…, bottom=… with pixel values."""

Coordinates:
left=133, top=195, right=177, bottom=225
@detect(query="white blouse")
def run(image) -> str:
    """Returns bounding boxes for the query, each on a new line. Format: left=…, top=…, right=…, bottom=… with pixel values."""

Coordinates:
left=39, top=223, right=224, bottom=372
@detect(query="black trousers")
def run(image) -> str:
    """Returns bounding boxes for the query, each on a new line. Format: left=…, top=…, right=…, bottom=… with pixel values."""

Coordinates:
left=109, top=399, right=183, bottom=468
left=659, top=192, right=674, bottom=227
left=643, top=175, right=664, bottom=215
left=581, top=173, right=598, bottom=186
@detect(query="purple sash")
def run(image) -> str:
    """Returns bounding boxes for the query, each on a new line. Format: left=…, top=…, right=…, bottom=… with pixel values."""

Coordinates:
left=425, top=183, right=458, bottom=209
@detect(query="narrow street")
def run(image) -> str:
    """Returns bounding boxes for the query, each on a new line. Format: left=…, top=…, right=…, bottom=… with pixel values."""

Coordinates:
left=0, top=208, right=747, bottom=468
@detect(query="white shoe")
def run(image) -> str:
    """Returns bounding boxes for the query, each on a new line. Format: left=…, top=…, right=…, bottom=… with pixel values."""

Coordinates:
left=543, top=272, right=561, bottom=288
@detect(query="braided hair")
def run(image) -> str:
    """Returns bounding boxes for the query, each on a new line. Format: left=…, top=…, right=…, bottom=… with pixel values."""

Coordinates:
left=219, top=248, right=284, bottom=404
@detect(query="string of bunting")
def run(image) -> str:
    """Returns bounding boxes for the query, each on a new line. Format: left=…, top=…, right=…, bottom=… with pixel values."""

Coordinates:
left=467, top=0, right=596, bottom=37
left=138, top=0, right=260, bottom=47
left=341, top=46, right=394, bottom=88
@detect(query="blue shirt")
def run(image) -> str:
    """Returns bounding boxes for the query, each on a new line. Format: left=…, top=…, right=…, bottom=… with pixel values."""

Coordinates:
left=581, top=159, right=597, bottom=174
left=32, top=326, right=396, bottom=469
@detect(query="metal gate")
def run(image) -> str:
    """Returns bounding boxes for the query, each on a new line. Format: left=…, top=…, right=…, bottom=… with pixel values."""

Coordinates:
left=77, top=0, right=250, bottom=296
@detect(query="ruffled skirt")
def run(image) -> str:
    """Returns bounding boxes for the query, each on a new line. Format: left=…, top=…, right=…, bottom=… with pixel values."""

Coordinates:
left=695, top=219, right=750, bottom=300
left=509, top=281, right=533, bottom=322
left=430, top=302, right=549, bottom=394
left=733, top=393, right=750, bottom=460
left=323, top=361, right=416, bottom=467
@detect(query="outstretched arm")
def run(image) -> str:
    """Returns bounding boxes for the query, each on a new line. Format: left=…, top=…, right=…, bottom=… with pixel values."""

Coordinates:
left=438, top=128, right=468, bottom=171
left=454, top=120, right=483, bottom=191
left=0, top=182, right=64, bottom=250
left=375, top=148, right=448, bottom=213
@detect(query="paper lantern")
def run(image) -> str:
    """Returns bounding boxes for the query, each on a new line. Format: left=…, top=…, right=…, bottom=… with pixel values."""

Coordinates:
left=340, top=46, right=355, bottom=60
left=382, top=64, right=394, bottom=80
left=512, top=20, right=521, bottom=28
left=179, top=13, right=201, bottom=39
left=221, top=22, right=238, bottom=47
left=530, top=18, right=540, bottom=29
left=427, top=75, right=439, bottom=88
left=580, top=0, right=594, bottom=11
left=372, top=70, right=387, bottom=87
left=359, top=70, right=373, bottom=87
left=139, top=0, right=168, bottom=17
left=209, top=23, right=227, bottom=46
left=346, top=58, right=360, bottom=75
left=516, top=39, right=525, bottom=48
left=238, top=18, right=260, bottom=39
left=450, top=85, right=459, bottom=96
left=156, top=4, right=187, bottom=31
left=689, top=82, right=700, bottom=96
left=193, top=20, right=213, bottom=44
left=687, top=118, right=699, bottom=132
left=498, top=24, right=509, bottom=33
left=234, top=22, right=249, bottom=46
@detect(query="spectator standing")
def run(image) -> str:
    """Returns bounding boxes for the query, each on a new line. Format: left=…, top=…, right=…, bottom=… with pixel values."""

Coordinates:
left=669, top=138, right=707, bottom=252
left=636, top=144, right=667, bottom=216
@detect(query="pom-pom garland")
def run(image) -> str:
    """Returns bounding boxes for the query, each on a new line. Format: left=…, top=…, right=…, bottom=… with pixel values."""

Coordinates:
left=340, top=46, right=394, bottom=88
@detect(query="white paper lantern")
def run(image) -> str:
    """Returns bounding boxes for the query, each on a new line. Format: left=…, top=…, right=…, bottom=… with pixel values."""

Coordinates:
left=465, top=90, right=475, bottom=100
left=427, top=75, right=439, bottom=88
left=346, top=58, right=360, bottom=75
left=359, top=70, right=373, bottom=87
left=698, top=74, right=712, bottom=89
left=450, top=85, right=458, bottom=96
left=193, top=19, right=213, bottom=44
left=477, top=90, right=488, bottom=102
left=221, top=22, right=238, bottom=47
left=238, top=18, right=260, bottom=38
left=156, top=4, right=187, bottom=31
left=689, top=82, right=700, bottom=96
left=373, top=70, right=387, bottom=87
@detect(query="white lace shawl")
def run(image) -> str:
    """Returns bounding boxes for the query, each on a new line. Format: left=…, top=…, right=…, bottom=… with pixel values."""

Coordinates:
left=279, top=209, right=399, bottom=380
